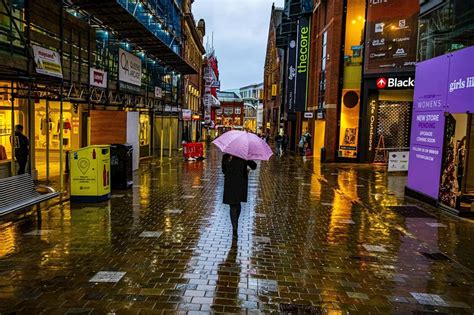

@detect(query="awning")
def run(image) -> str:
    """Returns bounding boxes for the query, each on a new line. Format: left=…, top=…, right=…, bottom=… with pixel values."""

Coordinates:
left=71, top=0, right=198, bottom=75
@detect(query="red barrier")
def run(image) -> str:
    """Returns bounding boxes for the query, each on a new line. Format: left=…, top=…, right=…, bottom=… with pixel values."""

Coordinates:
left=183, top=142, right=204, bottom=159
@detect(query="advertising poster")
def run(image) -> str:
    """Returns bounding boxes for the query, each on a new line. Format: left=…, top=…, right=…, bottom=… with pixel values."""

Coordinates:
left=32, top=45, right=63, bottom=78
left=407, top=55, right=449, bottom=199
left=364, top=0, right=419, bottom=74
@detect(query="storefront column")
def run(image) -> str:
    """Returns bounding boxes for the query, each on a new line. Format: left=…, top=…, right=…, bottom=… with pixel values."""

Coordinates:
left=10, top=81, right=15, bottom=176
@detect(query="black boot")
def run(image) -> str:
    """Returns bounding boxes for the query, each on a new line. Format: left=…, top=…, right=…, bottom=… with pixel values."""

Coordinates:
left=230, top=204, right=241, bottom=238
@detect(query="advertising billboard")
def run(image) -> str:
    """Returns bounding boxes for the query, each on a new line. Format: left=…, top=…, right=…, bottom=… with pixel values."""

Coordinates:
left=364, top=0, right=419, bottom=74
left=407, top=46, right=474, bottom=200
left=118, top=48, right=141, bottom=92
left=286, top=35, right=297, bottom=112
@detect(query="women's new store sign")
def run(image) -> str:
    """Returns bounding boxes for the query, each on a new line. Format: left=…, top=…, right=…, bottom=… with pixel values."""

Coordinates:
left=408, top=46, right=474, bottom=199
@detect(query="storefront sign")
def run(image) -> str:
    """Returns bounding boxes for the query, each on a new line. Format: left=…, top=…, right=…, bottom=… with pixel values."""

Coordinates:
left=294, top=16, right=311, bottom=112
left=364, top=0, right=419, bottom=74
left=118, top=48, right=142, bottom=87
left=286, top=36, right=297, bottom=112
left=155, top=86, right=163, bottom=99
left=407, top=46, right=474, bottom=199
left=32, top=45, right=63, bottom=78
left=304, top=112, right=314, bottom=119
left=388, top=151, right=410, bottom=172
left=182, top=109, right=192, bottom=121
left=367, top=95, right=379, bottom=161
left=89, top=68, right=107, bottom=88
left=377, top=76, right=415, bottom=89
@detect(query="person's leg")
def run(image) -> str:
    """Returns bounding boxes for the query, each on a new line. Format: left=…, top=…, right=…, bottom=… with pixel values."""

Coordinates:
left=230, top=203, right=241, bottom=237
left=17, top=157, right=26, bottom=175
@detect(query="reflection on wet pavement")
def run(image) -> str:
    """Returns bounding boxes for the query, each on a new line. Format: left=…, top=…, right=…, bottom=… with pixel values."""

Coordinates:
left=0, top=149, right=473, bottom=314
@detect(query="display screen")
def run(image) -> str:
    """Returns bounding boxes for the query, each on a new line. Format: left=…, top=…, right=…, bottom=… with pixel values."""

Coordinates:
left=364, top=0, right=419, bottom=74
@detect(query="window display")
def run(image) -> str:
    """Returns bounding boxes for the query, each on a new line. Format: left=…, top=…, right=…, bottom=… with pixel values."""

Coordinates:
left=139, top=113, right=150, bottom=146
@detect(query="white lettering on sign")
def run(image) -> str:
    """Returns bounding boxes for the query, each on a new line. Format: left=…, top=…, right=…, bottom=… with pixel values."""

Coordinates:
left=449, top=77, right=474, bottom=92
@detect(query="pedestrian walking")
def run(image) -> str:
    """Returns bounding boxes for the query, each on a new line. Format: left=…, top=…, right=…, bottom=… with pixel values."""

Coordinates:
left=282, top=133, right=289, bottom=153
left=275, top=133, right=283, bottom=156
left=304, top=130, right=312, bottom=156
left=13, top=124, right=29, bottom=175
left=222, top=153, right=257, bottom=238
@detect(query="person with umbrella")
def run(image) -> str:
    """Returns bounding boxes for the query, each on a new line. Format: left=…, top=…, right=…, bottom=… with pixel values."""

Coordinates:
left=213, top=131, right=273, bottom=239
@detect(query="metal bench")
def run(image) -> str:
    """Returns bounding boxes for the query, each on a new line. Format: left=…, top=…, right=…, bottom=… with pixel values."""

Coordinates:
left=0, top=174, right=60, bottom=219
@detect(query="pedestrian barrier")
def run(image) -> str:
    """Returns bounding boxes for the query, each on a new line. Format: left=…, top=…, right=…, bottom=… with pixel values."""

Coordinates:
left=183, top=142, right=204, bottom=160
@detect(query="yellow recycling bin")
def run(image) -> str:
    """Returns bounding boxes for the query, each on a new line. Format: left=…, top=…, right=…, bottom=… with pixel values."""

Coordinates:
left=70, top=145, right=111, bottom=202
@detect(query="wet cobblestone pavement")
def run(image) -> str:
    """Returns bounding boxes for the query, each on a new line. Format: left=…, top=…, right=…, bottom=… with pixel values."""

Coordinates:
left=1, top=149, right=474, bottom=314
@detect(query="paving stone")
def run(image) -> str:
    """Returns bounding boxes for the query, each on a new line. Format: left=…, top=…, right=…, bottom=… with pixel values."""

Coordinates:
left=363, top=244, right=388, bottom=253
left=410, top=293, right=449, bottom=306
left=139, top=231, right=163, bottom=238
left=89, top=272, right=126, bottom=283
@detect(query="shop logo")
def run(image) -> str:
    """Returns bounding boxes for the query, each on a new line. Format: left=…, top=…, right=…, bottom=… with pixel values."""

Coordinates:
left=297, top=25, right=310, bottom=74
left=289, top=40, right=296, bottom=49
left=398, top=19, right=409, bottom=29
left=375, top=22, right=385, bottom=33
left=370, top=52, right=386, bottom=58
left=372, top=38, right=385, bottom=46
left=378, top=77, right=415, bottom=89
left=393, top=48, right=407, bottom=57
left=289, top=66, right=296, bottom=80
left=93, top=71, right=104, bottom=85
left=376, top=77, right=387, bottom=89
left=393, top=37, right=410, bottom=43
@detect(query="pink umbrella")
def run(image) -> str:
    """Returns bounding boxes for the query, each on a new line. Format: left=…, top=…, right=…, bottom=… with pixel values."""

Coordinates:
left=212, top=130, right=273, bottom=161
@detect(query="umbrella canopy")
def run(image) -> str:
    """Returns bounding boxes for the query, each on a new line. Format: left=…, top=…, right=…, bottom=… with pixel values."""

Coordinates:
left=212, top=130, right=273, bottom=161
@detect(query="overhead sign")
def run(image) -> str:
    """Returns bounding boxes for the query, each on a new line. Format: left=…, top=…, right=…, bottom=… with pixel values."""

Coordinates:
left=32, top=45, right=63, bottom=78
left=294, top=16, right=311, bottom=112
left=89, top=68, right=107, bottom=88
left=154, top=86, right=163, bottom=99
left=118, top=48, right=141, bottom=87
left=377, top=76, right=415, bottom=89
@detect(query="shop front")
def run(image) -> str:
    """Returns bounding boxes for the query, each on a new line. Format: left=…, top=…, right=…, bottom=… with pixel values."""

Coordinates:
left=406, top=46, right=474, bottom=216
left=360, top=76, right=414, bottom=163
left=139, top=111, right=152, bottom=158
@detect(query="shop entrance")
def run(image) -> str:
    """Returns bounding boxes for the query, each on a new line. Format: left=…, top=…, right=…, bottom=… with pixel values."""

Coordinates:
left=439, top=113, right=474, bottom=214
left=34, top=100, right=81, bottom=181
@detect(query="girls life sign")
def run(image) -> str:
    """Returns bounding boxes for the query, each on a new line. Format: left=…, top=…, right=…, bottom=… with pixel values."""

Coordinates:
left=408, top=46, right=474, bottom=199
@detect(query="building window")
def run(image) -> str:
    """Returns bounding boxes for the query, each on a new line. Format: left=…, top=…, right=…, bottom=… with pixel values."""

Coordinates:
left=321, top=31, right=328, bottom=71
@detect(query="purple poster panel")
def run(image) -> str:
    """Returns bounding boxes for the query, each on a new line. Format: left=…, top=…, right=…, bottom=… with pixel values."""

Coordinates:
left=407, top=55, right=449, bottom=199
left=446, top=46, right=474, bottom=113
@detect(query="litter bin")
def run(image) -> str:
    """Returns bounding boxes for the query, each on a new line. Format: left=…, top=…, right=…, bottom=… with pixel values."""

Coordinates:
left=110, top=144, right=133, bottom=190
left=70, top=145, right=111, bottom=202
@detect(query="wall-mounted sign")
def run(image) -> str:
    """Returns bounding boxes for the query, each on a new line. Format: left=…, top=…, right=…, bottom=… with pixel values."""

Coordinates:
left=304, top=112, right=314, bottom=119
left=294, top=16, right=311, bottom=112
left=154, top=86, right=163, bottom=98
left=182, top=109, right=192, bottom=121
left=32, top=45, right=63, bottom=78
left=377, top=76, right=415, bottom=89
left=89, top=68, right=107, bottom=88
left=286, top=36, right=297, bottom=112
left=364, top=0, right=419, bottom=74
left=119, top=48, right=141, bottom=87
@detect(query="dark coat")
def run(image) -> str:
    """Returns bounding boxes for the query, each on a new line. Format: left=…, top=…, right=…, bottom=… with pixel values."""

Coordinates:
left=222, top=154, right=257, bottom=205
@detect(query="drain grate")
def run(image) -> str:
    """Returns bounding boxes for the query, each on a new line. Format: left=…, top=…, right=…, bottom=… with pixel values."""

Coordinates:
left=421, top=252, right=451, bottom=261
left=389, top=206, right=435, bottom=218
left=280, top=304, right=324, bottom=314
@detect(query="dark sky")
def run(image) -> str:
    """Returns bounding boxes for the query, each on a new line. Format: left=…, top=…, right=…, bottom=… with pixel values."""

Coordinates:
left=193, top=0, right=285, bottom=90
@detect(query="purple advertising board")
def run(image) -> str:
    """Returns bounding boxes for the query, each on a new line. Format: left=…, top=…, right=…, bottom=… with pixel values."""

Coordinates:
left=407, top=46, right=474, bottom=199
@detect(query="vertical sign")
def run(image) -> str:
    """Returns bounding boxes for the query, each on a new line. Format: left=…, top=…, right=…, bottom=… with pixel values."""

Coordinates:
left=295, top=16, right=311, bottom=112
left=286, top=36, right=297, bottom=112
